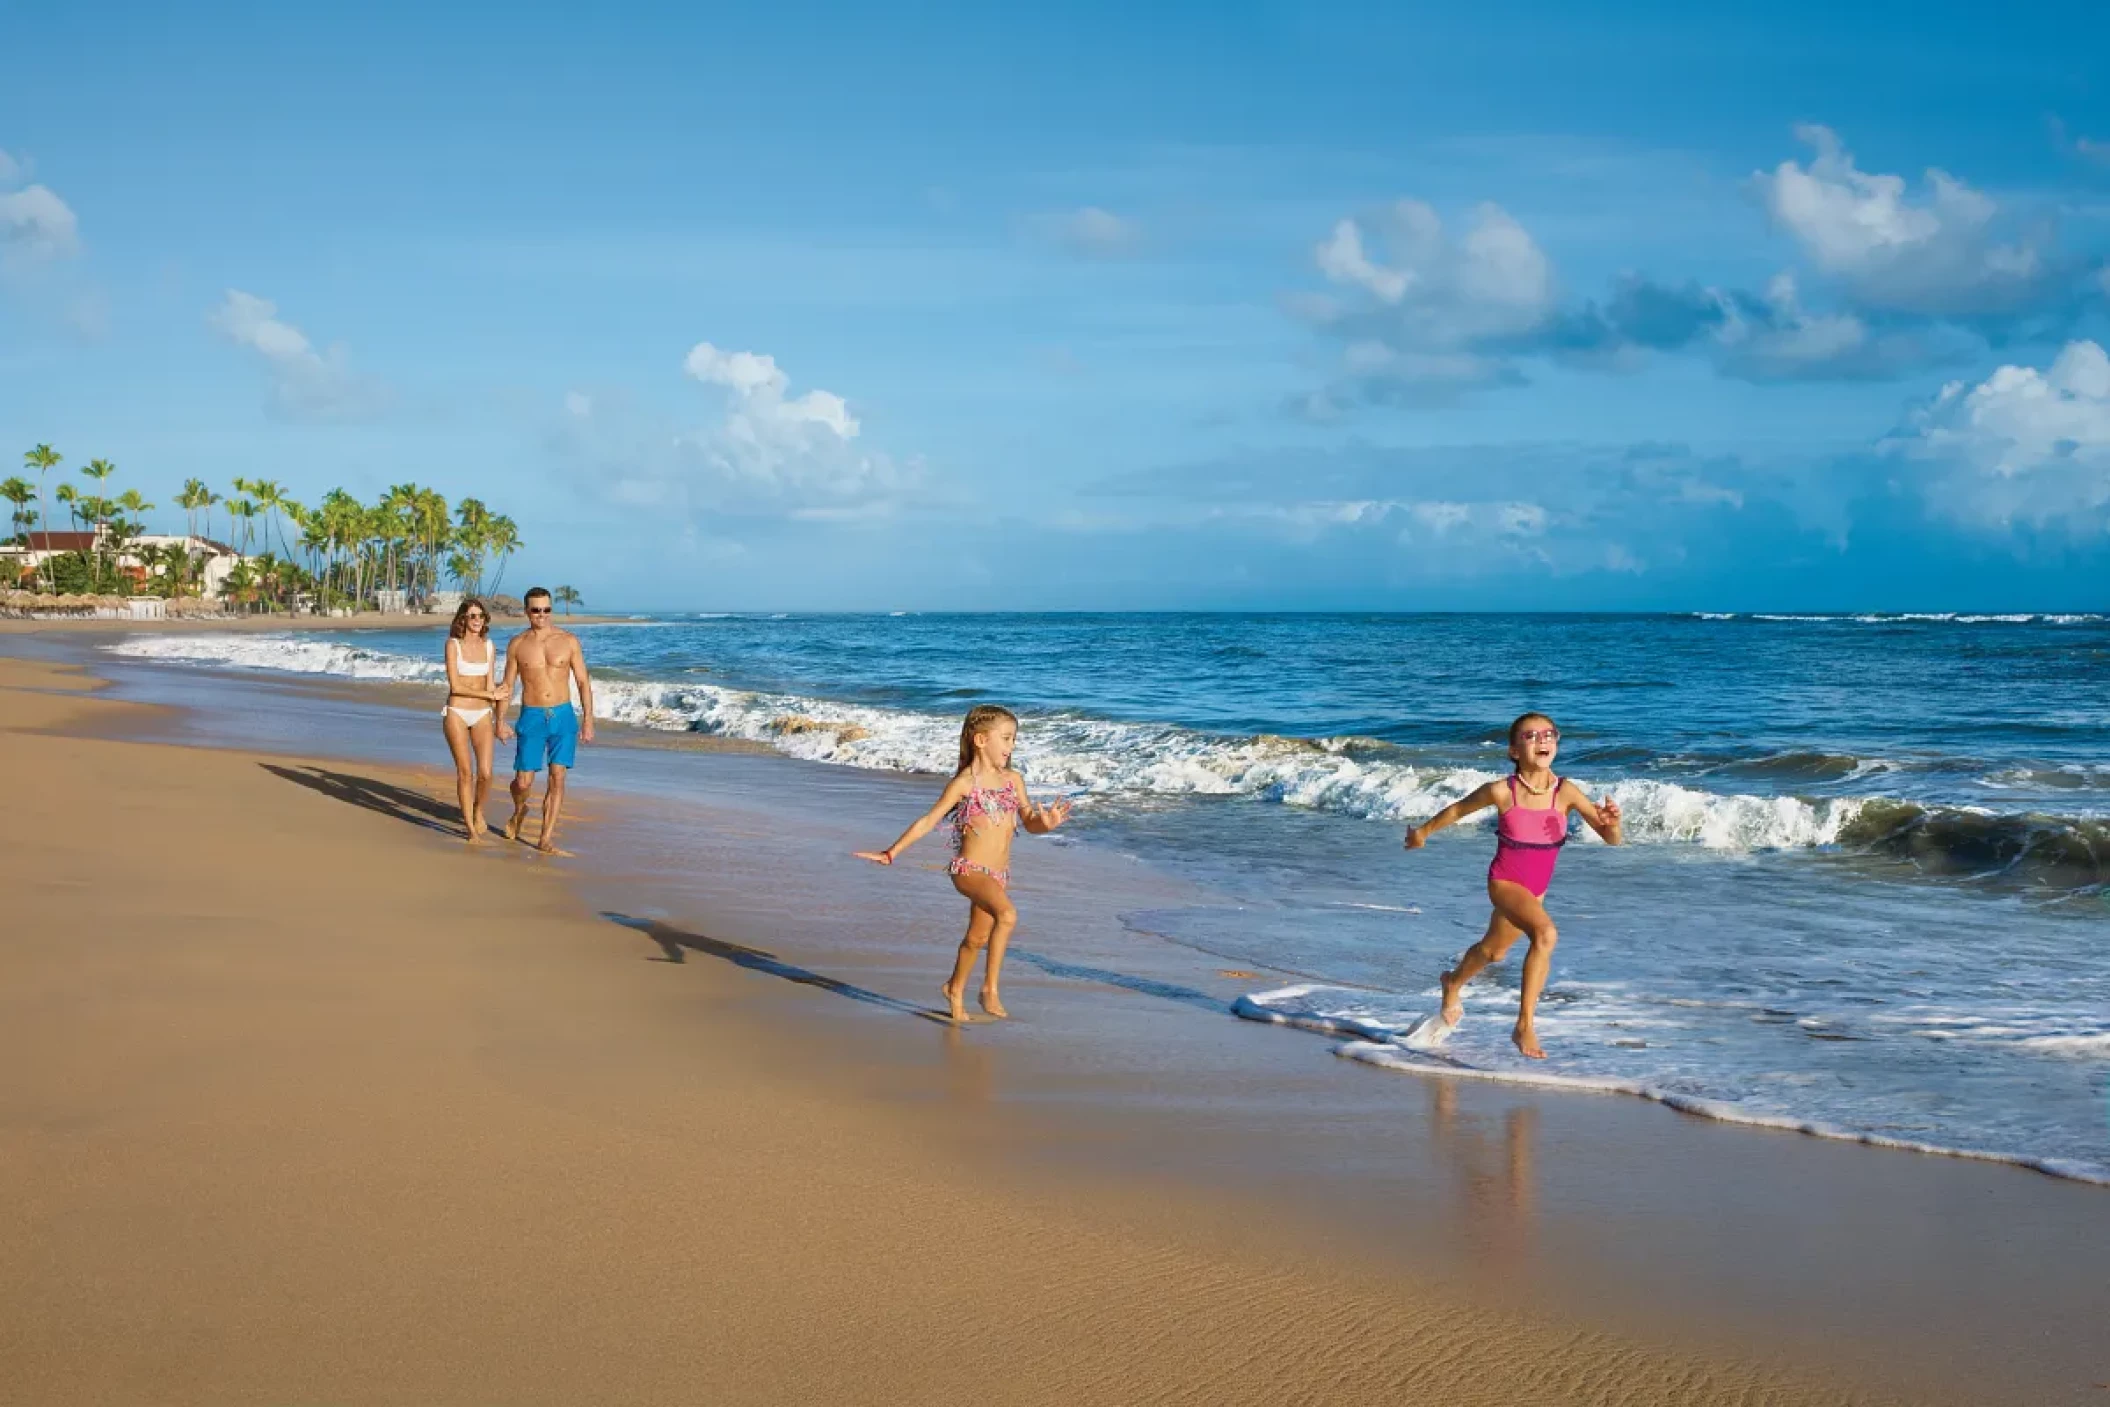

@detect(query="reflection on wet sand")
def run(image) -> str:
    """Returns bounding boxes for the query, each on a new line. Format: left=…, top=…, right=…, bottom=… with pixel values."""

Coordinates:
left=1429, top=1081, right=1536, bottom=1268
left=938, top=1021, right=997, bottom=1105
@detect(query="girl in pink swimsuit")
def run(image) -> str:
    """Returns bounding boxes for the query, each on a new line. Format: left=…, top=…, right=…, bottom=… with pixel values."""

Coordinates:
left=1404, top=712, right=1624, bottom=1059
left=856, top=705, right=1074, bottom=1023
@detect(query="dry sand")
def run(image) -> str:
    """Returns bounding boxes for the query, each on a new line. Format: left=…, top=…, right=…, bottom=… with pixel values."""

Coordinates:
left=0, top=657, right=1929, bottom=1405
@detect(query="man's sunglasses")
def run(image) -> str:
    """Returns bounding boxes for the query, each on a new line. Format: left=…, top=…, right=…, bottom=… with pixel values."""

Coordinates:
left=527, top=606, right=552, bottom=615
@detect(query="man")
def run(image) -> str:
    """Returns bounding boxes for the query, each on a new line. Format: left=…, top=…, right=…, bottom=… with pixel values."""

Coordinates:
left=503, top=586, right=595, bottom=853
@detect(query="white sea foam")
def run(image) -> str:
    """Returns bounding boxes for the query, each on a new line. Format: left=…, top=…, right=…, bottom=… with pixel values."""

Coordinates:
left=1736, top=611, right=2103, bottom=626
left=1234, top=984, right=2110, bottom=1186
left=106, top=633, right=445, bottom=683
left=2018, top=1034, right=2110, bottom=1057
left=104, top=633, right=1886, bottom=854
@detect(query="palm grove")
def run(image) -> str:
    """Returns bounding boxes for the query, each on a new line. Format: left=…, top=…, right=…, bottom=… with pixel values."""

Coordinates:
left=2, top=444, right=578, bottom=614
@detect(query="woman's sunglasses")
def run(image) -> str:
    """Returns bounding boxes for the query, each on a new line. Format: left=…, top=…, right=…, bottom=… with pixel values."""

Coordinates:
left=1517, top=728, right=1560, bottom=743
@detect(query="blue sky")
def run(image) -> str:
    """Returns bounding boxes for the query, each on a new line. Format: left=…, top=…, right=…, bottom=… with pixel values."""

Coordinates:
left=4, top=0, right=2108, bottom=610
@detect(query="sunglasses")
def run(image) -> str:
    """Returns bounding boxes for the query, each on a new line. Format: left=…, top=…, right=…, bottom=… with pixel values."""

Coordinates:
left=527, top=607, right=552, bottom=615
left=1517, top=728, right=1560, bottom=743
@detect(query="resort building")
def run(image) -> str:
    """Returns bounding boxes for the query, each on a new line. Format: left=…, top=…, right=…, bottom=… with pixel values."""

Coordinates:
left=1, top=530, right=249, bottom=599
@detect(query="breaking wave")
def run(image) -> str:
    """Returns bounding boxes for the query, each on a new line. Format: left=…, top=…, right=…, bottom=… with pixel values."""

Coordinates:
left=100, top=631, right=2109, bottom=883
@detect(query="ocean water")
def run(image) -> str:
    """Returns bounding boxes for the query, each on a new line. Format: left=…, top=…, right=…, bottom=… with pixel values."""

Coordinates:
left=107, top=612, right=2110, bottom=1182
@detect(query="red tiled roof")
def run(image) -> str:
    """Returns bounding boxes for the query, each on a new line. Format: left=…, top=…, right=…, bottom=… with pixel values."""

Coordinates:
left=20, top=532, right=97, bottom=551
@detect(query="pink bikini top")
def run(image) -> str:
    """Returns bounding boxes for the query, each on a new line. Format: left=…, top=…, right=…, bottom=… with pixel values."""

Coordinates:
left=950, top=777, right=1021, bottom=852
left=1496, top=775, right=1567, bottom=849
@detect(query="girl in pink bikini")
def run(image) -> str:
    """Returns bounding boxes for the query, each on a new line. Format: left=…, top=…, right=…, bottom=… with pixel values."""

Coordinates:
left=856, top=704, right=1073, bottom=1023
left=1404, top=712, right=1623, bottom=1059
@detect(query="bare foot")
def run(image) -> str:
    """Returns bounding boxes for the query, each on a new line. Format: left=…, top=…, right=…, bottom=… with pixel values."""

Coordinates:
left=940, top=981, right=968, bottom=1024
left=1512, top=1025, right=1546, bottom=1059
left=534, top=842, right=575, bottom=858
left=978, top=989, right=1008, bottom=1020
left=1439, top=969, right=1466, bottom=1026
left=503, top=809, right=528, bottom=842
left=471, top=812, right=489, bottom=839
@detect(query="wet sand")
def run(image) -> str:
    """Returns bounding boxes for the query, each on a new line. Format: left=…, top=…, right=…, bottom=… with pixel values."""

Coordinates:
left=4, top=648, right=2106, bottom=1404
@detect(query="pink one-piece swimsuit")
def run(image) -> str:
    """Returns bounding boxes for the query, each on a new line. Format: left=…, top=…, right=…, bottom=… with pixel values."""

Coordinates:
left=1487, top=774, right=1567, bottom=898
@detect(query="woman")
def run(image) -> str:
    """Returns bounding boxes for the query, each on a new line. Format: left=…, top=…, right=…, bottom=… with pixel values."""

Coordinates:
left=440, top=597, right=509, bottom=840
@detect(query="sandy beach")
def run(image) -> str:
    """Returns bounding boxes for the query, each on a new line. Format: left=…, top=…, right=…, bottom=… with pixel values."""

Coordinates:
left=4, top=645, right=2105, bottom=1405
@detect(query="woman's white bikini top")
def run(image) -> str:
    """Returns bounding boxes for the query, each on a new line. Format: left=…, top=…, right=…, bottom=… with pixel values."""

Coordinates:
left=451, top=639, right=495, bottom=678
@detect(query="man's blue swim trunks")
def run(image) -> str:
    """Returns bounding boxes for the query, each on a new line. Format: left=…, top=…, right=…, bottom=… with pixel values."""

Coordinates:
left=514, top=702, right=580, bottom=773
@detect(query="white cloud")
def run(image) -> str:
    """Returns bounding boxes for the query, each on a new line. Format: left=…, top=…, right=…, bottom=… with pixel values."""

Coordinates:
left=1317, top=201, right=1555, bottom=340
left=1303, top=200, right=1558, bottom=401
left=587, top=341, right=909, bottom=513
left=1752, top=125, right=2052, bottom=317
left=1709, top=272, right=1961, bottom=381
left=1407, top=500, right=1470, bottom=534
left=1036, top=206, right=1145, bottom=259
left=209, top=289, right=382, bottom=419
left=0, top=183, right=80, bottom=264
left=1315, top=220, right=1409, bottom=302
left=563, top=390, right=592, bottom=418
left=1885, top=340, right=2110, bottom=530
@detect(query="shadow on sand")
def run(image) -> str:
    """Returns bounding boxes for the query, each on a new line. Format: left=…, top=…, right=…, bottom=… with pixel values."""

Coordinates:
left=602, top=912, right=954, bottom=1024
left=1010, top=950, right=1230, bottom=1015
left=261, top=763, right=463, bottom=837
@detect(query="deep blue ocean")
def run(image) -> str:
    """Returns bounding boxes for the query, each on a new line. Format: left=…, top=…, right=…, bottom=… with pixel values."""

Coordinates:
left=111, top=611, right=2110, bottom=1181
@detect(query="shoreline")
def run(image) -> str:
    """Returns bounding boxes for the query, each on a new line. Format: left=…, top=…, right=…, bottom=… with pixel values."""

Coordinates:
left=0, top=653, right=1963, bottom=1407
left=40, top=623, right=2110, bottom=1183
left=7, top=640, right=2109, bottom=1403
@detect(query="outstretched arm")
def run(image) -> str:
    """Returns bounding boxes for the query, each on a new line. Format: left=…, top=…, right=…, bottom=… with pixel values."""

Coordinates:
left=1017, top=773, right=1072, bottom=834
left=855, top=773, right=973, bottom=865
left=569, top=635, right=595, bottom=743
left=1403, top=782, right=1499, bottom=849
left=1562, top=780, right=1624, bottom=844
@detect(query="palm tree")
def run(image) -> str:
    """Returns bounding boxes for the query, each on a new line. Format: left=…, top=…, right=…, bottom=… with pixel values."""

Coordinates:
left=553, top=585, right=582, bottom=617
left=101, top=489, right=152, bottom=594
left=416, top=487, right=450, bottom=599
left=55, top=481, right=79, bottom=534
left=23, top=444, right=60, bottom=592
left=453, top=497, right=492, bottom=593
left=485, top=515, right=521, bottom=596
left=229, top=498, right=258, bottom=557
left=1, top=478, right=33, bottom=565
left=177, top=479, right=212, bottom=541
left=381, top=483, right=420, bottom=597
left=222, top=558, right=260, bottom=613
left=78, top=458, right=118, bottom=585
left=249, top=479, right=296, bottom=563
left=148, top=541, right=197, bottom=597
